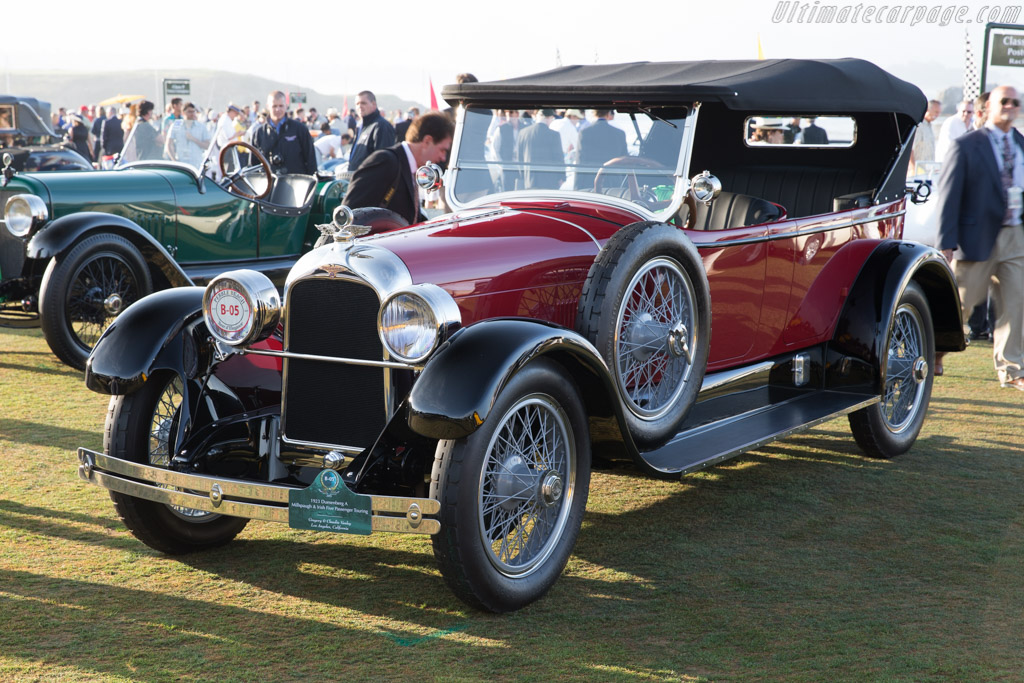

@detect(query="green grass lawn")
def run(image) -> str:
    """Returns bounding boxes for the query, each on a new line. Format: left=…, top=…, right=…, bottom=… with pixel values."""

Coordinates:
left=1, top=326, right=1022, bottom=681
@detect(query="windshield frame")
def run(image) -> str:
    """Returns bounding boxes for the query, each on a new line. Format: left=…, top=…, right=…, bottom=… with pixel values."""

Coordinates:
left=444, top=104, right=697, bottom=221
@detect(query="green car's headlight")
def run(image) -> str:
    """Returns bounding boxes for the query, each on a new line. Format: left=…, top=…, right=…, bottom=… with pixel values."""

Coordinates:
left=4, top=194, right=48, bottom=238
left=203, top=270, right=281, bottom=347
left=378, top=284, right=461, bottom=364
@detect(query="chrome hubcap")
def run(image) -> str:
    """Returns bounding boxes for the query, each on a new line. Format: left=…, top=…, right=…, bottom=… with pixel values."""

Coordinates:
left=104, top=292, right=124, bottom=316
left=538, top=470, right=563, bottom=508
left=913, top=357, right=928, bottom=383
left=667, top=321, right=691, bottom=360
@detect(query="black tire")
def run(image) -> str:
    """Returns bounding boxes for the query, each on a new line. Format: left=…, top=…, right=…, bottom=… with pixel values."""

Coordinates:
left=431, top=359, right=591, bottom=612
left=576, top=221, right=711, bottom=449
left=39, top=233, right=153, bottom=371
left=105, top=371, right=249, bottom=554
left=849, top=282, right=935, bottom=458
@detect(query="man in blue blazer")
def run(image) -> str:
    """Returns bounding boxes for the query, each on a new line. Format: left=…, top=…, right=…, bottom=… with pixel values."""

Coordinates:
left=936, top=84, right=1024, bottom=391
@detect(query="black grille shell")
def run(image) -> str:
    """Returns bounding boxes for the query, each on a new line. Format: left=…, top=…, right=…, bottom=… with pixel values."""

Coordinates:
left=282, top=277, right=388, bottom=450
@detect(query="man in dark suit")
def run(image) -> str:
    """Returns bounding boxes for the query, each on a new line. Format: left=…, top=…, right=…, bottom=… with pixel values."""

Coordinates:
left=800, top=117, right=829, bottom=144
left=342, top=112, right=454, bottom=225
left=575, top=109, right=628, bottom=191
left=515, top=109, right=564, bottom=190
left=935, top=84, right=1024, bottom=390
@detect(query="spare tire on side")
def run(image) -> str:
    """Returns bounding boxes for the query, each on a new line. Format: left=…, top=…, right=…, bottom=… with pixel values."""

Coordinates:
left=576, top=221, right=711, bottom=449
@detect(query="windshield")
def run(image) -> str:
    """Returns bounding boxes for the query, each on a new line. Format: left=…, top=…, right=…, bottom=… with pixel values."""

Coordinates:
left=117, top=118, right=217, bottom=174
left=451, top=106, right=689, bottom=215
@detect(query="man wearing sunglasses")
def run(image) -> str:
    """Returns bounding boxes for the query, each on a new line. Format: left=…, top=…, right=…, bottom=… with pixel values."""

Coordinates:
left=936, top=85, right=1024, bottom=391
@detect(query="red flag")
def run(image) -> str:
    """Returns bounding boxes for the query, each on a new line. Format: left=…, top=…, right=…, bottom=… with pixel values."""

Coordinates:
left=341, top=95, right=349, bottom=120
left=429, top=78, right=438, bottom=110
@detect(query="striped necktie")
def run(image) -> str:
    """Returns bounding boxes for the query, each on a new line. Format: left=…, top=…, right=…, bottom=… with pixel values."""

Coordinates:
left=1002, top=132, right=1015, bottom=225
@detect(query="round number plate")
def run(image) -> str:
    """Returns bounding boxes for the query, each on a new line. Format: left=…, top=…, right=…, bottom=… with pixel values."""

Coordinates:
left=208, top=285, right=252, bottom=343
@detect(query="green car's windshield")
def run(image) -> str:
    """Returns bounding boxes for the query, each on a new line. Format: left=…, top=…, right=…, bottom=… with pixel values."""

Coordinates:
left=450, top=106, right=689, bottom=215
left=118, top=118, right=217, bottom=174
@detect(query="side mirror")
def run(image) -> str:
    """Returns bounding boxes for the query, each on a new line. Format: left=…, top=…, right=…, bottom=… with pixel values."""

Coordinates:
left=690, top=170, right=722, bottom=205
left=906, top=179, right=931, bottom=205
left=415, top=162, right=444, bottom=192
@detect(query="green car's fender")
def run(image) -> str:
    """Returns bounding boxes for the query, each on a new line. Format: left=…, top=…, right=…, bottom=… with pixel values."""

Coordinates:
left=28, top=211, right=191, bottom=288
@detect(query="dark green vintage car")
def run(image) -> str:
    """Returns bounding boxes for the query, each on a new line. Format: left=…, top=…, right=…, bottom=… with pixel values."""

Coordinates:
left=1, top=128, right=347, bottom=370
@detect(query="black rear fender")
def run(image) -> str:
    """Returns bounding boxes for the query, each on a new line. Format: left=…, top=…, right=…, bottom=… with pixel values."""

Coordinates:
left=829, top=240, right=962, bottom=393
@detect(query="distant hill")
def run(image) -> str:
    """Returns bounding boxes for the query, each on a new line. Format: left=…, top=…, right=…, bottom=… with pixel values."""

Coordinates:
left=2, top=69, right=425, bottom=117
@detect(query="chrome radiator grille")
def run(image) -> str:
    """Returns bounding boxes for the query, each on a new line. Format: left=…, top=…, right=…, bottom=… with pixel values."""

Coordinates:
left=281, top=277, right=388, bottom=451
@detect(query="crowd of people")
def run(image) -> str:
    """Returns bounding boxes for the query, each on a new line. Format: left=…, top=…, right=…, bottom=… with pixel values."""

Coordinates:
left=44, top=91, right=431, bottom=171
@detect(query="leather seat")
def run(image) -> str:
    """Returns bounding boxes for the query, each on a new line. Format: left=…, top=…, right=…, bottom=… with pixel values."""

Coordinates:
left=692, top=191, right=782, bottom=230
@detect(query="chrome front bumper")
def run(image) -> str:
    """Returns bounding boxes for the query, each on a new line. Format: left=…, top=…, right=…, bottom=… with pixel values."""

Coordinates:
left=77, top=448, right=440, bottom=535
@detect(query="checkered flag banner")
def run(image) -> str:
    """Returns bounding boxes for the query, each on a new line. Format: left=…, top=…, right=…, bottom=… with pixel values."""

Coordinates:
left=964, top=29, right=980, bottom=97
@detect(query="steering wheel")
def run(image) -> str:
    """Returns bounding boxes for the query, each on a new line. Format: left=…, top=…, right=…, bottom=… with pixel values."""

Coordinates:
left=593, top=156, right=669, bottom=208
left=218, top=140, right=273, bottom=200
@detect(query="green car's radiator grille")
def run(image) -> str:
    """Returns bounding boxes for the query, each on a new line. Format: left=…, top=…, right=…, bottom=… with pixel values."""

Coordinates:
left=281, top=277, right=388, bottom=450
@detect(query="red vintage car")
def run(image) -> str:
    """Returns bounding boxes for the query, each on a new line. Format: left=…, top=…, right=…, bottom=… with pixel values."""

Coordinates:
left=77, top=59, right=963, bottom=612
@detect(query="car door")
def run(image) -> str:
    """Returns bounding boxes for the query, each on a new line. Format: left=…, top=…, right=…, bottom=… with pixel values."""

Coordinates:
left=155, top=169, right=258, bottom=264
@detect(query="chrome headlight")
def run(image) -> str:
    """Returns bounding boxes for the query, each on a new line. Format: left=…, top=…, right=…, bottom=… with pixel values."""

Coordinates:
left=378, top=284, right=461, bottom=363
left=4, top=194, right=48, bottom=238
left=202, top=270, right=281, bottom=346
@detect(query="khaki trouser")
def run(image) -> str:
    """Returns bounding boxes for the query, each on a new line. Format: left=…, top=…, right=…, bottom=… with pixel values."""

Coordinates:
left=953, top=224, right=1024, bottom=383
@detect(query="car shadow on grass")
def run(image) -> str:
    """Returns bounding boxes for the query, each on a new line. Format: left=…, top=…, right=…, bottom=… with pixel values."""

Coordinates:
left=0, top=418, right=103, bottom=451
left=176, top=535, right=479, bottom=615
left=0, top=567, right=502, bottom=681
left=0, top=353, right=80, bottom=376
left=569, top=426, right=995, bottom=599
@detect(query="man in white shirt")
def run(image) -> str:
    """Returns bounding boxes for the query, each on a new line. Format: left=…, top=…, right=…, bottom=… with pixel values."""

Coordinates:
left=935, top=99, right=975, bottom=162
left=215, top=105, right=243, bottom=150
left=314, top=123, right=342, bottom=160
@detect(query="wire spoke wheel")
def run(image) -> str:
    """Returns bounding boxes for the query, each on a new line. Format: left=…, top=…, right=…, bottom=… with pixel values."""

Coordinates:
left=881, top=304, right=927, bottom=431
left=576, top=222, right=710, bottom=449
left=432, top=359, right=591, bottom=612
left=40, top=234, right=153, bottom=370
left=147, top=376, right=216, bottom=522
left=849, top=282, right=934, bottom=458
left=66, top=251, right=143, bottom=349
left=615, top=257, right=697, bottom=419
left=479, top=393, right=575, bottom=577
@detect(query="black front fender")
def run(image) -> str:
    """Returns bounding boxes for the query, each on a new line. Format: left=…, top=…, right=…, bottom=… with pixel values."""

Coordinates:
left=407, top=318, right=628, bottom=444
left=27, top=211, right=192, bottom=288
left=829, top=240, right=963, bottom=393
left=85, top=287, right=206, bottom=395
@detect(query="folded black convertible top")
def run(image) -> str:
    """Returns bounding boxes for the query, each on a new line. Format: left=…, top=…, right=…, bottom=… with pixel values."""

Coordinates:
left=441, top=59, right=925, bottom=121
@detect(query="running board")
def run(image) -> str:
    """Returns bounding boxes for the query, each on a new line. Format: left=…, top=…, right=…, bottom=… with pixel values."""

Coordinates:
left=640, top=391, right=878, bottom=477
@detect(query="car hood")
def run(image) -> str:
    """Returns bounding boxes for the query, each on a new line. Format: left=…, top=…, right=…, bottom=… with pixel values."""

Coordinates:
left=363, top=202, right=639, bottom=298
left=14, top=168, right=177, bottom=220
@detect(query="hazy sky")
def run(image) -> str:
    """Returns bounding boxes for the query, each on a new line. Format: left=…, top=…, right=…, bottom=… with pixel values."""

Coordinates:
left=4, top=0, right=1017, bottom=104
